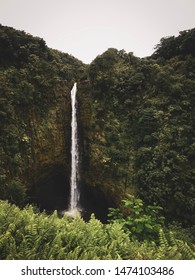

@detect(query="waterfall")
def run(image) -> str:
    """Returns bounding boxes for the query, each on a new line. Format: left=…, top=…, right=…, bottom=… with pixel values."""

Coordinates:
left=69, top=82, right=80, bottom=215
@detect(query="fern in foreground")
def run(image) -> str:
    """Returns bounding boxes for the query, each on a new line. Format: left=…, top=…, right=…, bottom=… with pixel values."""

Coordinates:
left=0, top=200, right=194, bottom=260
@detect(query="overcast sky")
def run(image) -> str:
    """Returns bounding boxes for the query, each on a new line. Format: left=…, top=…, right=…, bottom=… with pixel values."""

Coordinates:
left=1, top=0, right=195, bottom=63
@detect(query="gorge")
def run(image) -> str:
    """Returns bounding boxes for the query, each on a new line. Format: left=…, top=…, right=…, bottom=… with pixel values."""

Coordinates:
left=0, top=24, right=195, bottom=226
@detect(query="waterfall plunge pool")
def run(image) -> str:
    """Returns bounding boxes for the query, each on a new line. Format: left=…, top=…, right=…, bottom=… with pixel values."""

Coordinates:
left=28, top=172, right=113, bottom=223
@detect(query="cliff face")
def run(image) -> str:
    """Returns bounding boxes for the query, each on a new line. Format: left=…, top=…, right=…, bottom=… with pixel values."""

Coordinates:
left=78, top=81, right=125, bottom=206
left=0, top=25, right=85, bottom=206
left=1, top=80, right=74, bottom=207
left=85, top=42, right=195, bottom=225
left=20, top=84, right=71, bottom=186
left=21, top=84, right=74, bottom=211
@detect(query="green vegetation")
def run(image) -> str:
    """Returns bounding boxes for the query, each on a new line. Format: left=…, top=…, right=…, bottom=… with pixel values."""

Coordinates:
left=0, top=200, right=194, bottom=260
left=86, top=29, right=195, bottom=226
left=0, top=24, right=86, bottom=205
left=0, top=24, right=195, bottom=259
left=108, top=195, right=165, bottom=242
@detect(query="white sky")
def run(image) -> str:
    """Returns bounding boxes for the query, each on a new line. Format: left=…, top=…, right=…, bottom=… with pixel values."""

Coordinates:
left=0, top=0, right=195, bottom=64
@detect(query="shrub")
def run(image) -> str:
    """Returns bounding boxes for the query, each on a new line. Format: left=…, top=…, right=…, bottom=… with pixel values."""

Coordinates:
left=108, top=195, right=165, bottom=242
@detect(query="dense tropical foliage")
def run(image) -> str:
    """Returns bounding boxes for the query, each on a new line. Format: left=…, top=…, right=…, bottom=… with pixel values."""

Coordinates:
left=87, top=29, right=195, bottom=226
left=0, top=200, right=194, bottom=260
left=0, top=24, right=86, bottom=206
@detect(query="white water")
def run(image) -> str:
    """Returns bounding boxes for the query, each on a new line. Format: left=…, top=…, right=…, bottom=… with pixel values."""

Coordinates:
left=69, top=82, right=80, bottom=215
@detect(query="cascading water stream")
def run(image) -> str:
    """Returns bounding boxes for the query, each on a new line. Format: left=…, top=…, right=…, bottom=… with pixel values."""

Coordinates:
left=62, top=82, right=110, bottom=221
left=69, top=82, right=80, bottom=215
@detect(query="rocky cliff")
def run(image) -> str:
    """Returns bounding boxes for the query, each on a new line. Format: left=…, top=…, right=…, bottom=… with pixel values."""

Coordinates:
left=0, top=24, right=85, bottom=207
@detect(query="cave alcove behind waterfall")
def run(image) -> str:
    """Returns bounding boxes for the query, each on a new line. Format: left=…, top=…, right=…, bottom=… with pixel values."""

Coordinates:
left=29, top=171, right=112, bottom=223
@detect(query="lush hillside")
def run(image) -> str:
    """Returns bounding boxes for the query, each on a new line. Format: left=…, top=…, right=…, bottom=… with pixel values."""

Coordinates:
left=0, top=24, right=86, bottom=206
left=83, top=29, right=195, bottom=226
